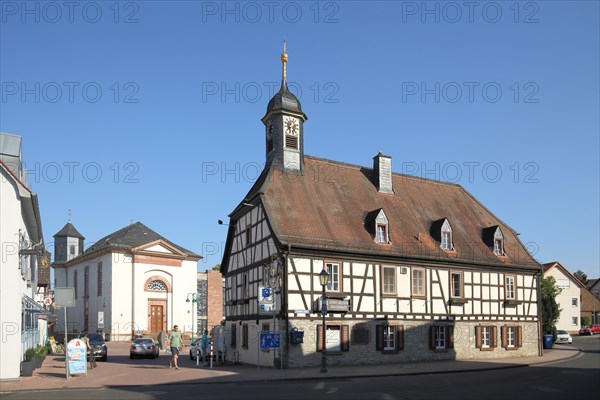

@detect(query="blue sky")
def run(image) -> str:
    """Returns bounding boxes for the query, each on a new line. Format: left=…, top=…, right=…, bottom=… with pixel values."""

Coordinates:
left=1, top=1, right=598, bottom=278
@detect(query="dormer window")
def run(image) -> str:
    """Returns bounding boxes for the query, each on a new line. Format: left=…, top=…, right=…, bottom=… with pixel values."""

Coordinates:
left=431, top=218, right=454, bottom=251
left=440, top=220, right=453, bottom=251
left=493, top=239, right=503, bottom=256
left=376, top=224, right=388, bottom=244
left=482, top=226, right=505, bottom=256
left=441, top=231, right=452, bottom=250
left=367, top=208, right=390, bottom=244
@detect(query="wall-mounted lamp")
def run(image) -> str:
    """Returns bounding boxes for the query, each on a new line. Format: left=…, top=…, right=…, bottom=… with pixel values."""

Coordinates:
left=218, top=220, right=230, bottom=226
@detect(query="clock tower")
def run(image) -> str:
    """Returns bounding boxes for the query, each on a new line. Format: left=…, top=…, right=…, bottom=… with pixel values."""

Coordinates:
left=261, top=41, right=308, bottom=175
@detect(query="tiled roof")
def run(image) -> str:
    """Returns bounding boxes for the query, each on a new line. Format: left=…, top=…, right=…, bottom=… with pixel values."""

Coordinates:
left=259, top=156, right=540, bottom=269
left=54, top=222, right=85, bottom=239
left=75, top=222, right=201, bottom=260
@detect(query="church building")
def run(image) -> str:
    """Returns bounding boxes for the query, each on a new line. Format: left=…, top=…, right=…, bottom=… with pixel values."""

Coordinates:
left=220, top=45, right=543, bottom=368
left=52, top=221, right=201, bottom=341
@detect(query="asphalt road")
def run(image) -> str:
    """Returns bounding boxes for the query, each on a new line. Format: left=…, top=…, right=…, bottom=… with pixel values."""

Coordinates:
left=4, top=336, right=599, bottom=400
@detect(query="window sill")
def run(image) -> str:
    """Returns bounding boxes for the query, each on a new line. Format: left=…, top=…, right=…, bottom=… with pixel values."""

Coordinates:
left=479, top=347, right=495, bottom=352
left=504, top=300, right=520, bottom=306
left=449, top=298, right=468, bottom=305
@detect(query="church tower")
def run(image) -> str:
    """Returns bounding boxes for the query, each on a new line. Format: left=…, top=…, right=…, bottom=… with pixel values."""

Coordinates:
left=261, top=41, right=308, bottom=175
left=53, top=220, right=85, bottom=263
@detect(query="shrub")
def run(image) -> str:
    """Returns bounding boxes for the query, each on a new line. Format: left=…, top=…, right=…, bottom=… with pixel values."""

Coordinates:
left=24, top=348, right=35, bottom=362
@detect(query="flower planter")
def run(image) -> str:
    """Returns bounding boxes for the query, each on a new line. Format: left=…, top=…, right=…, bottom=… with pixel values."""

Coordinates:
left=21, top=360, right=36, bottom=377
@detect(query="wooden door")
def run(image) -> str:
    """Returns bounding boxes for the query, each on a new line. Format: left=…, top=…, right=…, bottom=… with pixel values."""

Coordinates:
left=150, top=305, right=164, bottom=332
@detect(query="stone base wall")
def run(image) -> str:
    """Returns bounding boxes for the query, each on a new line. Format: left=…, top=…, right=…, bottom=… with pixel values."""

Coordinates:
left=286, top=318, right=539, bottom=368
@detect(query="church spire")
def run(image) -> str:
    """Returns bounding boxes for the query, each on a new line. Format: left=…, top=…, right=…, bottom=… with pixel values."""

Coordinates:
left=281, top=39, right=288, bottom=84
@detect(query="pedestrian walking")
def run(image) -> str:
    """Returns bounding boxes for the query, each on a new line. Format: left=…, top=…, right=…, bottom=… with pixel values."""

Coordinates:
left=167, top=325, right=182, bottom=369
left=157, top=330, right=166, bottom=351
left=84, top=334, right=96, bottom=369
left=199, top=330, right=208, bottom=362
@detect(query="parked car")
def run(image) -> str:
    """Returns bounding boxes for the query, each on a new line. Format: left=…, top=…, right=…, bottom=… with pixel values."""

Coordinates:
left=86, top=333, right=108, bottom=361
left=579, top=324, right=600, bottom=335
left=555, top=330, right=573, bottom=344
left=130, top=338, right=160, bottom=359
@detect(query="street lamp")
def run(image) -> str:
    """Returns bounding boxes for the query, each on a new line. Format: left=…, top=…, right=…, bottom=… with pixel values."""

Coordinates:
left=319, top=268, right=330, bottom=374
left=186, top=293, right=198, bottom=343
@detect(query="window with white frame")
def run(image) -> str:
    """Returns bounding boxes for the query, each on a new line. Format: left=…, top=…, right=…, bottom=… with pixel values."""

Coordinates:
left=476, top=325, right=497, bottom=351
left=572, top=298, right=578, bottom=307
left=450, top=272, right=463, bottom=298
left=506, top=326, right=516, bottom=348
left=502, top=325, right=522, bottom=349
left=326, top=262, right=340, bottom=292
left=572, top=317, right=578, bottom=326
left=383, top=326, right=395, bottom=350
left=382, top=266, right=396, bottom=295
left=441, top=231, right=452, bottom=250
left=481, top=326, right=491, bottom=348
left=493, top=238, right=504, bottom=256
left=376, top=325, right=403, bottom=353
left=376, top=224, right=388, bottom=244
left=505, top=275, right=516, bottom=300
left=412, top=268, right=425, bottom=297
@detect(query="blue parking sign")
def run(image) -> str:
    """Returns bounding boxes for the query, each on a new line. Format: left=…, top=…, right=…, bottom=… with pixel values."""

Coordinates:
left=259, top=332, right=280, bottom=350
left=261, top=288, right=271, bottom=298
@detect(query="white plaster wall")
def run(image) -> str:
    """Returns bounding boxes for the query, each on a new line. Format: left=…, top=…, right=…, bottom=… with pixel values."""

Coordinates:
left=545, top=267, right=581, bottom=332
left=0, top=171, right=25, bottom=380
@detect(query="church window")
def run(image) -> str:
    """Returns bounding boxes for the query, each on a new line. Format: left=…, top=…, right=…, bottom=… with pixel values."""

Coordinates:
left=147, top=280, right=167, bottom=291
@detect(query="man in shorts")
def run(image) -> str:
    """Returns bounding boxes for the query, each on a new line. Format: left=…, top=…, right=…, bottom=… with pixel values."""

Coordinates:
left=167, top=325, right=182, bottom=369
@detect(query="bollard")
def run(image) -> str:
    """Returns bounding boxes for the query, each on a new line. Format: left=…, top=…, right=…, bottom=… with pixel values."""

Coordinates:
left=210, top=341, right=214, bottom=369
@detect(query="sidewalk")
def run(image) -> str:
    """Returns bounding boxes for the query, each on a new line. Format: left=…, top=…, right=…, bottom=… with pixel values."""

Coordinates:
left=0, top=342, right=581, bottom=393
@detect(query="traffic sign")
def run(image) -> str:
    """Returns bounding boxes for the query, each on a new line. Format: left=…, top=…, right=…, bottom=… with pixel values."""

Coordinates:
left=43, top=297, right=53, bottom=306
left=259, top=332, right=280, bottom=350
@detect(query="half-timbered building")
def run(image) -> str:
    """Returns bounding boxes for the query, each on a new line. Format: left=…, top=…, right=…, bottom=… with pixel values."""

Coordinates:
left=220, top=46, right=543, bottom=368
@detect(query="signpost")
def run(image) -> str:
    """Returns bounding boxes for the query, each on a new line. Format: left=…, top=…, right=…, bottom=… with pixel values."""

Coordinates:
left=54, top=288, right=75, bottom=379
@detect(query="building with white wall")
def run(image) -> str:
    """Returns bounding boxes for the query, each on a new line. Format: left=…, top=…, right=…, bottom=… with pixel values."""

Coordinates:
left=1, top=133, right=48, bottom=380
left=543, top=262, right=584, bottom=333
left=52, top=221, right=201, bottom=343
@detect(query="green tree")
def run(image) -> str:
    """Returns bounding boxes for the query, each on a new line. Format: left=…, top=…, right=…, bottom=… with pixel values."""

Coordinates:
left=212, top=264, right=221, bottom=272
left=541, top=275, right=562, bottom=337
left=581, top=316, right=590, bottom=327
left=574, top=270, right=588, bottom=284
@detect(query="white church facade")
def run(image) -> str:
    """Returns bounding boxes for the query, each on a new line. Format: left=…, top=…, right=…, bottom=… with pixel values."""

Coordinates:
left=52, top=222, right=201, bottom=341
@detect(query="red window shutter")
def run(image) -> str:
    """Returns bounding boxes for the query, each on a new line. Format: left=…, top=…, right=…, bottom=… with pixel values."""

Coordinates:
left=429, top=325, right=436, bottom=350
left=342, top=325, right=350, bottom=352
left=516, top=326, right=523, bottom=348
left=397, top=325, right=404, bottom=351
left=501, top=326, right=507, bottom=349
left=376, top=325, right=383, bottom=351
left=447, top=326, right=454, bottom=349
left=475, top=325, right=482, bottom=349
left=317, top=325, right=323, bottom=352
left=491, top=326, right=498, bottom=348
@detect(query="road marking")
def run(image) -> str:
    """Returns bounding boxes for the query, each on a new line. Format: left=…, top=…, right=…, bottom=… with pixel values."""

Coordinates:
left=326, top=387, right=338, bottom=394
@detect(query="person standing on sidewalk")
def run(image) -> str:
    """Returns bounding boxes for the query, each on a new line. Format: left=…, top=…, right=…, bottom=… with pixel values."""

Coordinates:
left=167, top=325, right=182, bottom=369
left=157, top=330, right=166, bottom=351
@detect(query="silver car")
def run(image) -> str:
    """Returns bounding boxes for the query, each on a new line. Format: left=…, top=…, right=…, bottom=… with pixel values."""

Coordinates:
left=130, top=338, right=160, bottom=359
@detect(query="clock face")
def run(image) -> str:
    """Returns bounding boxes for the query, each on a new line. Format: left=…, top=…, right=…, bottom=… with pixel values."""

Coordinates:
left=284, top=116, right=299, bottom=136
